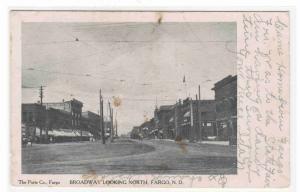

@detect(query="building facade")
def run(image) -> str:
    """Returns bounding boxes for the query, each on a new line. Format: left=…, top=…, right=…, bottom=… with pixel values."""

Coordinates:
left=154, top=105, right=175, bottom=139
left=130, top=75, right=236, bottom=145
left=130, top=126, right=142, bottom=139
left=22, top=103, right=46, bottom=127
left=21, top=99, right=100, bottom=143
left=140, top=118, right=155, bottom=139
left=197, top=100, right=217, bottom=139
left=176, top=99, right=216, bottom=142
left=46, top=108, right=73, bottom=130
left=43, top=98, right=83, bottom=130
left=212, top=75, right=237, bottom=144
left=22, top=103, right=46, bottom=141
left=131, top=99, right=217, bottom=142
left=81, top=111, right=101, bottom=139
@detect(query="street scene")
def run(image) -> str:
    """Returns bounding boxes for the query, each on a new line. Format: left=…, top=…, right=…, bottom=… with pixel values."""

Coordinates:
left=22, top=22, right=237, bottom=174
left=22, top=138, right=236, bottom=174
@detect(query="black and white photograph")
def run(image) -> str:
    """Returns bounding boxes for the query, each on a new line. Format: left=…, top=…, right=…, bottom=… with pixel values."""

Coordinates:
left=7, top=10, right=291, bottom=188
left=21, top=21, right=238, bottom=175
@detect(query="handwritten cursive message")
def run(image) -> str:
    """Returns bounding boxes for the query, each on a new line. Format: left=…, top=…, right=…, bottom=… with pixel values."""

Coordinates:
left=237, top=12, right=289, bottom=187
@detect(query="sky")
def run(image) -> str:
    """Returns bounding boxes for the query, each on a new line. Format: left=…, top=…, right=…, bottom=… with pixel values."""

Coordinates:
left=22, top=22, right=237, bottom=134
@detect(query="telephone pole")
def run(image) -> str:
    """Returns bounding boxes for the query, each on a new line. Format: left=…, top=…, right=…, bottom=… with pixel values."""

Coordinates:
left=111, top=108, right=114, bottom=141
left=100, top=89, right=105, bottom=144
left=39, top=86, right=46, bottom=143
left=195, top=94, right=199, bottom=142
left=198, top=85, right=202, bottom=142
left=189, top=97, right=194, bottom=143
left=174, top=101, right=178, bottom=139
left=108, top=102, right=114, bottom=142
left=115, top=110, right=118, bottom=137
left=99, top=90, right=102, bottom=142
left=39, top=86, right=43, bottom=105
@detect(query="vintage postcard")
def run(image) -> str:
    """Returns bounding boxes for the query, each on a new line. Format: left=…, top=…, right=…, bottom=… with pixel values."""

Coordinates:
left=10, top=11, right=290, bottom=188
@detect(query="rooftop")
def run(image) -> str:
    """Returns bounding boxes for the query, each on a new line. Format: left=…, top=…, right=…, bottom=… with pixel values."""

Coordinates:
left=159, top=105, right=174, bottom=111
left=211, top=75, right=237, bottom=90
left=82, top=111, right=100, bottom=118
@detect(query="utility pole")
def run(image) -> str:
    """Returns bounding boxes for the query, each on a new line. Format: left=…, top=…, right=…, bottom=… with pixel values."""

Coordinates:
left=101, top=97, right=105, bottom=144
left=39, top=86, right=43, bottom=106
left=100, top=89, right=105, bottom=144
left=115, top=111, right=118, bottom=137
left=39, top=86, right=45, bottom=143
left=174, top=101, right=178, bottom=140
left=196, top=94, right=199, bottom=142
left=108, top=102, right=114, bottom=142
left=189, top=97, right=194, bottom=142
left=177, top=99, right=182, bottom=140
left=198, top=85, right=202, bottom=142
left=99, top=90, right=102, bottom=142
left=111, top=108, right=114, bottom=141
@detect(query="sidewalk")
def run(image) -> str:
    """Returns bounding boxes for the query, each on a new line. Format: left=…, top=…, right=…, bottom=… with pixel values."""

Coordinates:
left=149, top=138, right=230, bottom=146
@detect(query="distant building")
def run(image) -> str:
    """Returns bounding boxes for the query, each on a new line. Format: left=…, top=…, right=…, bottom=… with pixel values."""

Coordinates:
left=22, top=103, right=46, bottom=127
left=22, top=103, right=46, bottom=140
left=177, top=99, right=216, bottom=141
left=212, top=75, right=237, bottom=144
left=22, top=98, right=97, bottom=143
left=130, top=98, right=217, bottom=142
left=195, top=100, right=216, bottom=140
left=130, top=126, right=142, bottom=139
left=139, top=118, right=155, bottom=139
left=154, top=105, right=175, bottom=139
left=81, top=111, right=101, bottom=139
left=46, top=108, right=73, bottom=130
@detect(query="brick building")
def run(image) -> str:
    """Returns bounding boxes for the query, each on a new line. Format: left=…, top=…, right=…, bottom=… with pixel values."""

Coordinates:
left=176, top=99, right=216, bottom=141
left=81, top=111, right=101, bottom=139
left=22, top=103, right=46, bottom=141
left=130, top=75, right=236, bottom=144
left=212, top=75, right=237, bottom=144
left=22, top=99, right=98, bottom=143
left=196, top=100, right=217, bottom=140
left=22, top=103, right=46, bottom=127
left=43, top=98, right=83, bottom=130
left=46, top=107, right=73, bottom=130
left=137, top=99, right=217, bottom=142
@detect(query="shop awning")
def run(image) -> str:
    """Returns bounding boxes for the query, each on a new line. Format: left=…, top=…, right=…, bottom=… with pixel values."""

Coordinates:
left=73, top=130, right=81, bottom=136
left=35, top=128, right=93, bottom=137
left=82, top=131, right=93, bottom=137
left=61, top=129, right=77, bottom=137
left=47, top=130, right=69, bottom=137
